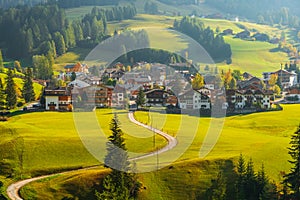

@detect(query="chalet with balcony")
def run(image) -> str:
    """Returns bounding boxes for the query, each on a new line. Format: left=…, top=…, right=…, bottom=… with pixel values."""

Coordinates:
left=44, top=89, right=72, bottom=111
left=144, top=89, right=176, bottom=107
left=179, top=89, right=210, bottom=110
left=263, top=69, right=297, bottom=89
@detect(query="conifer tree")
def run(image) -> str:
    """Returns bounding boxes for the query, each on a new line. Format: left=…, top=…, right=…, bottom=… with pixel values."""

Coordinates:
left=5, top=69, right=17, bottom=109
left=284, top=124, right=300, bottom=199
left=0, top=50, right=4, bottom=72
left=0, top=78, right=5, bottom=110
left=136, top=87, right=145, bottom=109
left=22, top=68, right=35, bottom=103
left=96, top=114, right=140, bottom=199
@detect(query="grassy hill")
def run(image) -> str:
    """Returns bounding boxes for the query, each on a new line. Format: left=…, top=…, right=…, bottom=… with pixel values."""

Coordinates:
left=0, top=109, right=166, bottom=194
left=18, top=104, right=300, bottom=199
left=63, top=13, right=288, bottom=77
left=109, top=14, right=289, bottom=76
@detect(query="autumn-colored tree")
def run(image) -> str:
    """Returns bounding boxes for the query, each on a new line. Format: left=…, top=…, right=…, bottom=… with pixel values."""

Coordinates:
left=192, top=73, right=204, bottom=90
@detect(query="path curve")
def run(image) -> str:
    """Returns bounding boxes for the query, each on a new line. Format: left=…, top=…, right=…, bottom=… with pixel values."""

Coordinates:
left=127, top=111, right=177, bottom=160
left=7, top=111, right=177, bottom=200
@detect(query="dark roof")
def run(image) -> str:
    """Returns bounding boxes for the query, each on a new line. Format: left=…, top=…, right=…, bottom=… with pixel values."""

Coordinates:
left=244, top=90, right=253, bottom=95
left=64, top=64, right=75, bottom=69
left=254, top=90, right=264, bottom=95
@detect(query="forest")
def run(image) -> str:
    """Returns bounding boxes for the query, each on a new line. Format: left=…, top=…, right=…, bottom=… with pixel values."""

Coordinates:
left=173, top=16, right=232, bottom=63
left=0, top=4, right=137, bottom=60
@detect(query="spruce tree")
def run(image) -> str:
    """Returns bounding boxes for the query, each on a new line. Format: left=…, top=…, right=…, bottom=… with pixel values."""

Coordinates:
left=136, top=87, right=145, bottom=109
left=284, top=124, right=300, bottom=199
left=0, top=78, right=5, bottom=110
left=0, top=50, right=4, bottom=72
left=5, top=69, right=17, bottom=109
left=22, top=68, right=35, bottom=103
left=96, top=114, right=140, bottom=199
left=236, top=154, right=246, bottom=200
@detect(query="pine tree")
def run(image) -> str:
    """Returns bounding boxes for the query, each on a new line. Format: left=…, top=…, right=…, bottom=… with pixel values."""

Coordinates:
left=22, top=68, right=35, bottom=103
left=5, top=69, right=17, bottom=109
left=0, top=78, right=6, bottom=110
left=236, top=154, right=246, bottom=200
left=284, top=124, right=300, bottom=199
left=0, top=50, right=4, bottom=72
left=96, top=115, right=140, bottom=199
left=136, top=87, right=146, bottom=109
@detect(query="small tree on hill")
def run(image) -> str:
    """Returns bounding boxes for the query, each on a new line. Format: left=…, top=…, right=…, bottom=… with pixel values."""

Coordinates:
left=5, top=69, right=17, bottom=109
left=96, top=115, right=140, bottom=199
left=283, top=124, right=300, bottom=199
left=22, top=68, right=35, bottom=103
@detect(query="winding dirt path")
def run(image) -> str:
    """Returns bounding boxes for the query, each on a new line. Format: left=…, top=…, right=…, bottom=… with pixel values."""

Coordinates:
left=7, top=111, right=177, bottom=200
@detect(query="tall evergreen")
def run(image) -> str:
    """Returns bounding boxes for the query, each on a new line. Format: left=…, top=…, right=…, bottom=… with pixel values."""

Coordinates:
left=5, top=69, right=17, bottom=109
left=22, top=68, right=35, bottom=103
left=96, top=114, right=140, bottom=199
left=236, top=154, right=246, bottom=200
left=0, top=50, right=4, bottom=72
left=284, top=124, right=300, bottom=199
left=0, top=78, right=5, bottom=110
left=136, top=87, right=146, bottom=109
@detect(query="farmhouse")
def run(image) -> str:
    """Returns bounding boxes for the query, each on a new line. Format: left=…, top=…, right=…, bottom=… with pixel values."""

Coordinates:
left=178, top=89, right=210, bottom=110
left=263, top=69, right=297, bottom=89
left=44, top=89, right=72, bottom=111
left=144, top=89, right=177, bottom=107
left=64, top=62, right=89, bottom=73
left=226, top=89, right=274, bottom=111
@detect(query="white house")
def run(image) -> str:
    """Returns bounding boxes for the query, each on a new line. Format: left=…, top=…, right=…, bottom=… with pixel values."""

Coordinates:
left=179, top=89, right=210, bottom=110
left=44, top=89, right=72, bottom=111
left=263, top=69, right=297, bottom=89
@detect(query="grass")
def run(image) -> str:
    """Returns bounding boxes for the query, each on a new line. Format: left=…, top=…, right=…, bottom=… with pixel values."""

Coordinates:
left=18, top=104, right=300, bottom=199
left=0, top=109, right=166, bottom=180
left=105, top=14, right=290, bottom=76
left=65, top=6, right=113, bottom=21
left=219, top=36, right=289, bottom=76
left=54, top=47, right=92, bottom=71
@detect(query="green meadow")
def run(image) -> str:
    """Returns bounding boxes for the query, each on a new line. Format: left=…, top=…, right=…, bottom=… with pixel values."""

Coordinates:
left=60, top=11, right=291, bottom=76
left=0, top=109, right=166, bottom=181
left=106, top=14, right=289, bottom=76
left=18, top=104, right=300, bottom=199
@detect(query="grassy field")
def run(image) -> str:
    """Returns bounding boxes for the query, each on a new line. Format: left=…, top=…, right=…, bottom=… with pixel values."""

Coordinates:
left=54, top=47, right=92, bottom=71
left=18, top=104, right=300, bottom=199
left=105, top=14, right=290, bottom=76
left=0, top=109, right=166, bottom=180
left=59, top=11, right=291, bottom=77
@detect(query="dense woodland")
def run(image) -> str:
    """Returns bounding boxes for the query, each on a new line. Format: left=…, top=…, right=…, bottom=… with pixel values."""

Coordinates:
left=174, top=16, right=232, bottom=63
left=0, top=0, right=46, bottom=8
left=0, top=4, right=137, bottom=60
left=56, top=0, right=121, bottom=9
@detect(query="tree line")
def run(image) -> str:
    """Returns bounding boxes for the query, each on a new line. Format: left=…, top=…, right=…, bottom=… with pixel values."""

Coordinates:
left=56, top=0, right=121, bottom=8
left=109, top=29, right=183, bottom=65
left=174, top=16, right=232, bottom=63
left=0, top=0, right=45, bottom=9
left=204, top=124, right=300, bottom=200
left=205, top=0, right=300, bottom=28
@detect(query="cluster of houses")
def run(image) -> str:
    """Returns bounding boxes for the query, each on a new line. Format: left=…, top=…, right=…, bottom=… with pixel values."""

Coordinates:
left=42, top=62, right=300, bottom=113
